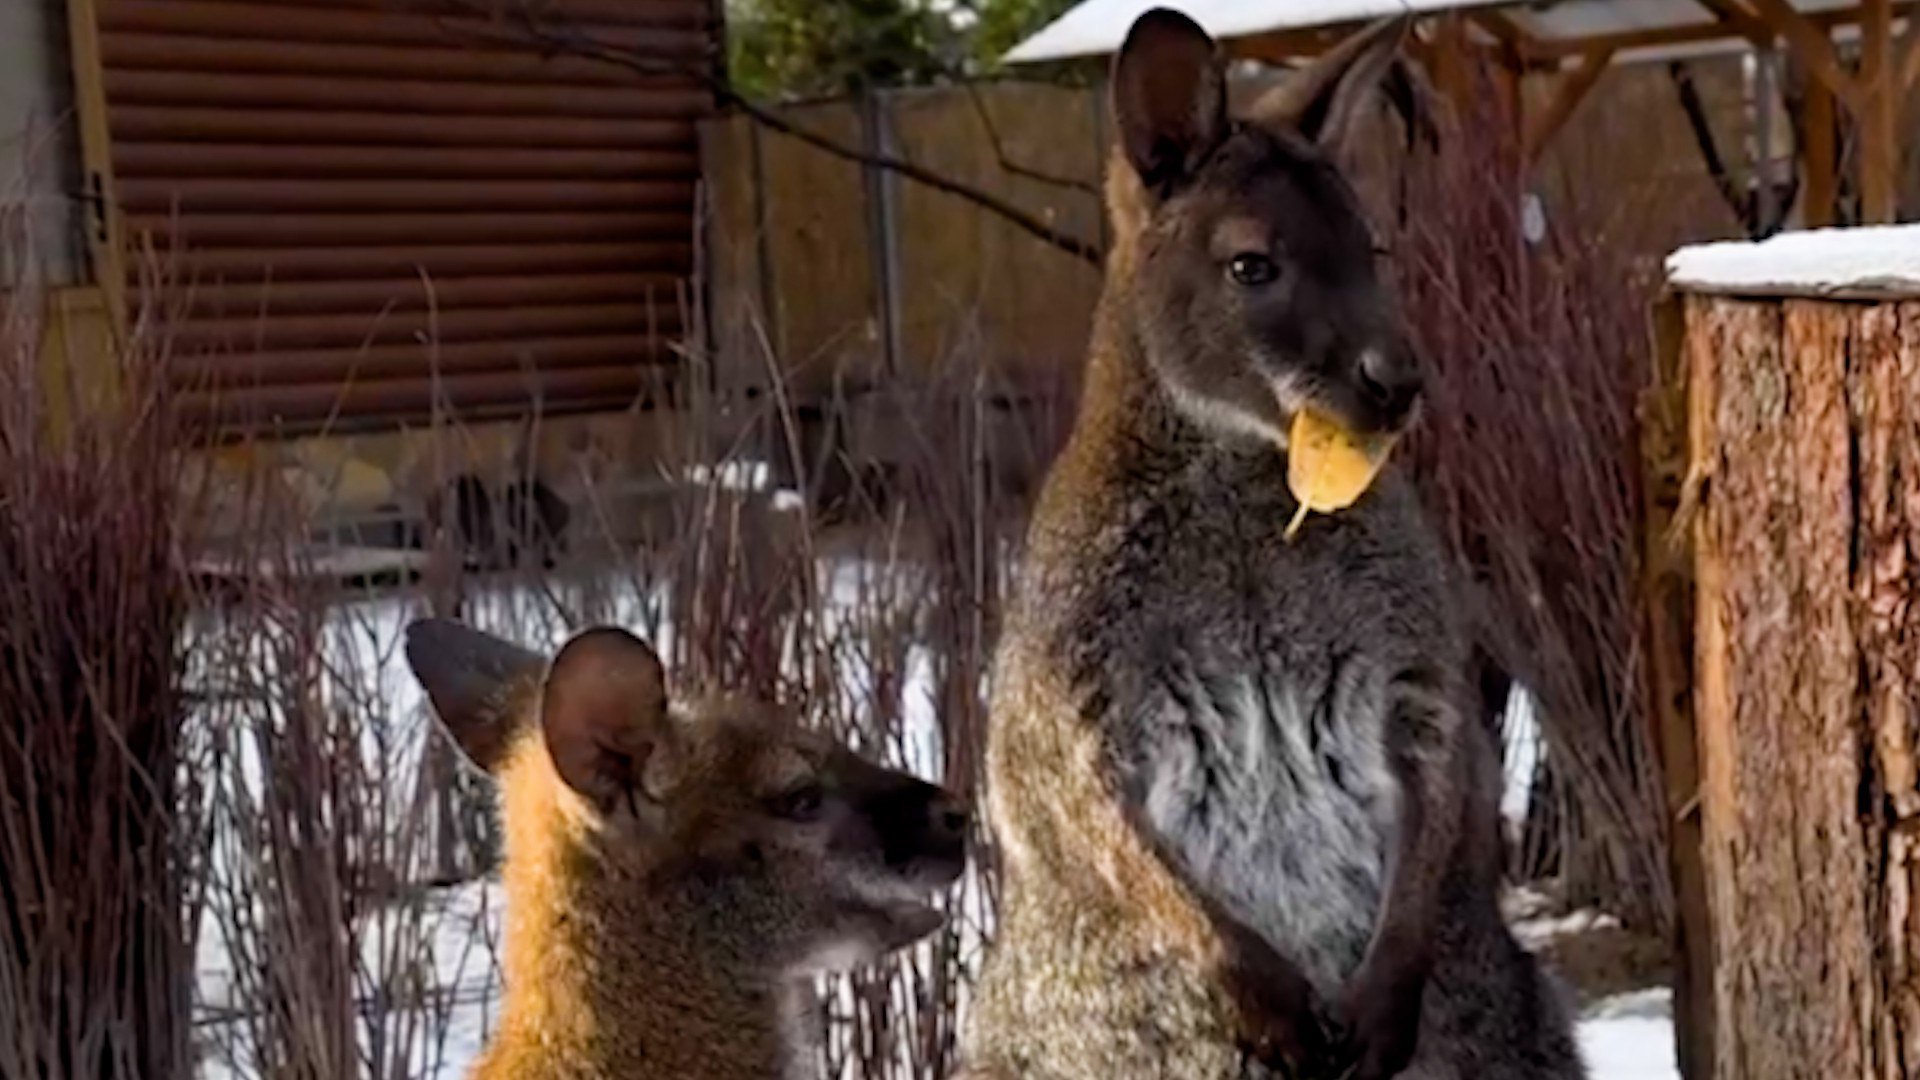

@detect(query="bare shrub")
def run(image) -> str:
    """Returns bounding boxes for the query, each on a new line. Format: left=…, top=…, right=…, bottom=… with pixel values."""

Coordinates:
left=1392, top=62, right=1673, bottom=933
left=163, top=275, right=1031, bottom=1078
left=0, top=224, right=194, bottom=1079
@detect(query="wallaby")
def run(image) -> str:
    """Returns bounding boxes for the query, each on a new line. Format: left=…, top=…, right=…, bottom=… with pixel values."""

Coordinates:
left=404, top=619, right=968, bottom=1079
left=962, top=11, right=1584, bottom=1080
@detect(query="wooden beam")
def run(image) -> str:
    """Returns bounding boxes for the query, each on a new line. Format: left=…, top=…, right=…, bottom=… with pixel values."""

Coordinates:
left=1688, top=0, right=1776, bottom=47
left=1470, top=9, right=1535, bottom=67
left=1531, top=2, right=1913, bottom=69
left=1429, top=12, right=1476, bottom=111
left=1531, top=20, right=1715, bottom=58
left=1801, top=76, right=1839, bottom=226
left=1524, top=46, right=1616, bottom=163
left=1857, top=0, right=1899, bottom=221
left=1227, top=25, right=1354, bottom=63
left=1642, top=292, right=1716, bottom=1080
left=1901, top=9, right=1920, bottom=92
left=1744, top=0, right=1861, bottom=102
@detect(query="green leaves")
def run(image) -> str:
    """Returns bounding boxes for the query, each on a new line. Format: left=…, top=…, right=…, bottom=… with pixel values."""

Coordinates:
left=723, top=0, right=1082, bottom=100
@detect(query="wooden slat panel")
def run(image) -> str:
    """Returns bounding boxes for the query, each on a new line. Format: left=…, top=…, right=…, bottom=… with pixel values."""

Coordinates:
left=110, top=106, right=690, bottom=147
left=105, top=70, right=704, bottom=117
left=228, top=0, right=711, bottom=29
left=180, top=364, right=657, bottom=426
left=160, top=242, right=681, bottom=281
left=171, top=301, right=679, bottom=349
left=101, top=0, right=709, bottom=427
left=100, top=30, right=684, bottom=85
left=128, top=211, right=687, bottom=247
left=176, top=332, right=671, bottom=382
left=119, top=177, right=694, bottom=213
left=114, top=143, right=698, bottom=180
left=177, top=273, right=678, bottom=315
left=97, top=0, right=707, bottom=55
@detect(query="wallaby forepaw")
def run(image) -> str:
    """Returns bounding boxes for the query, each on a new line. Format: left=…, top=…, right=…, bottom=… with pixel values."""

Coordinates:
left=1238, top=1023, right=1329, bottom=1077
left=1221, top=952, right=1337, bottom=1074
left=1234, top=998, right=1333, bottom=1075
left=1330, top=970, right=1424, bottom=1080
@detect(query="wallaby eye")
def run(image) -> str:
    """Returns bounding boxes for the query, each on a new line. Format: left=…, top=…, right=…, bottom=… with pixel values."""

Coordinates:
left=1226, top=252, right=1279, bottom=286
left=769, top=783, right=824, bottom=821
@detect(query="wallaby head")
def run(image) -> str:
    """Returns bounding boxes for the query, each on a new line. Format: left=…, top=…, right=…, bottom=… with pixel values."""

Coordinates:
left=1107, top=9, right=1422, bottom=444
left=404, top=616, right=968, bottom=980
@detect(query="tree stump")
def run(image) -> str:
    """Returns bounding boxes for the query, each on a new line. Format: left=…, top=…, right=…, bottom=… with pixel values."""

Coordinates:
left=1664, top=287, right=1920, bottom=1080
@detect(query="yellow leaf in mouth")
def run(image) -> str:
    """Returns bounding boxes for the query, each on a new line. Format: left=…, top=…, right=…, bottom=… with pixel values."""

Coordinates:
left=1284, top=408, right=1395, bottom=542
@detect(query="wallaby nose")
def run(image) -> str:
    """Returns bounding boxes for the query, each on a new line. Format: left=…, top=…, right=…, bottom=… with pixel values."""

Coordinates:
left=873, top=778, right=969, bottom=872
left=1356, top=347, right=1423, bottom=426
left=929, top=790, right=969, bottom=846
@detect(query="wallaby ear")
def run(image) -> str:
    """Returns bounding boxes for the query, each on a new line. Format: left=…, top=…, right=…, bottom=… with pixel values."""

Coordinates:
left=1111, top=8, right=1227, bottom=197
left=539, top=627, right=671, bottom=814
left=1246, top=16, right=1412, bottom=152
left=405, top=618, right=546, bottom=773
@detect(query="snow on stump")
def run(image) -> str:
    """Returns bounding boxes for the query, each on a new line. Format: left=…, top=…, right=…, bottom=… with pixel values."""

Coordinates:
left=1649, top=224, right=1920, bottom=1080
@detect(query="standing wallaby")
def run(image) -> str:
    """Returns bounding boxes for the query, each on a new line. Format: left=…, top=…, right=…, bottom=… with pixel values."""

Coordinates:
left=404, top=619, right=968, bottom=1079
left=962, top=11, right=1584, bottom=1080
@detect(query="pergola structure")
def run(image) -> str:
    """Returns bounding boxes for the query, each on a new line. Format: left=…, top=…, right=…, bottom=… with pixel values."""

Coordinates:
left=1008, top=0, right=1918, bottom=223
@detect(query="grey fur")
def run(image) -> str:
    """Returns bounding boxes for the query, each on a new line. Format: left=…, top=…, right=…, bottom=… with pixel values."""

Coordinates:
left=1012, top=417, right=1584, bottom=1077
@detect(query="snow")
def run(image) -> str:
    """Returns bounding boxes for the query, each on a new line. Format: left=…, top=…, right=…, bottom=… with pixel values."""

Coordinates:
left=1580, top=990, right=1682, bottom=1079
left=1005, top=0, right=1461, bottom=64
left=315, top=885, right=1681, bottom=1080
left=1500, top=687, right=1542, bottom=831
left=1666, top=224, right=1920, bottom=300
left=1001, top=0, right=1877, bottom=67
left=1513, top=906, right=1624, bottom=951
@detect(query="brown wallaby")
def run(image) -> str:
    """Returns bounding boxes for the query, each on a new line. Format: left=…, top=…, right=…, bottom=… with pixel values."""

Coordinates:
left=962, top=11, right=1584, bottom=1080
left=404, top=619, right=968, bottom=1079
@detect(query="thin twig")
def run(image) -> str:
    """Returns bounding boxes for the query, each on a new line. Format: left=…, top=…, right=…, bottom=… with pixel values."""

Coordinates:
left=964, top=83, right=1101, bottom=196
left=417, top=0, right=1106, bottom=265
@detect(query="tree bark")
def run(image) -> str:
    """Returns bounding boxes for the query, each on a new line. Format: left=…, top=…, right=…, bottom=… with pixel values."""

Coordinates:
left=1681, top=293, right=1920, bottom=1080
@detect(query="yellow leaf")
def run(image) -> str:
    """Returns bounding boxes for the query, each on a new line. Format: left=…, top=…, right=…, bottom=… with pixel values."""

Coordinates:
left=1284, top=408, right=1395, bottom=541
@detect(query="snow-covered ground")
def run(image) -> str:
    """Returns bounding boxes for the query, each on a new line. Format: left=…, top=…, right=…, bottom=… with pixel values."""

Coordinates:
left=1580, top=989, right=1681, bottom=1079
left=253, top=876, right=1676, bottom=1079
left=190, top=563, right=1677, bottom=1079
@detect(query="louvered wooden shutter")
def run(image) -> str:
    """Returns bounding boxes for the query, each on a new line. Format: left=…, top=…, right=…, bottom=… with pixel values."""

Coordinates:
left=96, top=0, right=712, bottom=430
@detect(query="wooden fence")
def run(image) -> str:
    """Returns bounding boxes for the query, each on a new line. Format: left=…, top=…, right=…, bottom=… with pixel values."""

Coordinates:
left=701, top=81, right=1107, bottom=403
left=694, top=56, right=1781, bottom=491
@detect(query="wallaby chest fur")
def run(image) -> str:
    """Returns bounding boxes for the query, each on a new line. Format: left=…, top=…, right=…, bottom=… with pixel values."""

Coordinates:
left=1025, top=397, right=1449, bottom=994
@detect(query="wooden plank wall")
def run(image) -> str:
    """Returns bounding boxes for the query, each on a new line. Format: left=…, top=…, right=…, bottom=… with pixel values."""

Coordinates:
left=700, top=82, right=1106, bottom=408
left=95, top=0, right=714, bottom=430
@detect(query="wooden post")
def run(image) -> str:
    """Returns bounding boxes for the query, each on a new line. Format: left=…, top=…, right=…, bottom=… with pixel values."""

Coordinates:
left=1802, top=78, right=1839, bottom=226
left=1857, top=0, right=1899, bottom=222
left=62, top=0, right=125, bottom=319
left=1429, top=13, right=1475, bottom=115
left=1642, top=294, right=1715, bottom=1080
left=1678, top=289, right=1920, bottom=1079
left=1854, top=299, right=1920, bottom=1079
left=1524, top=46, right=1615, bottom=164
